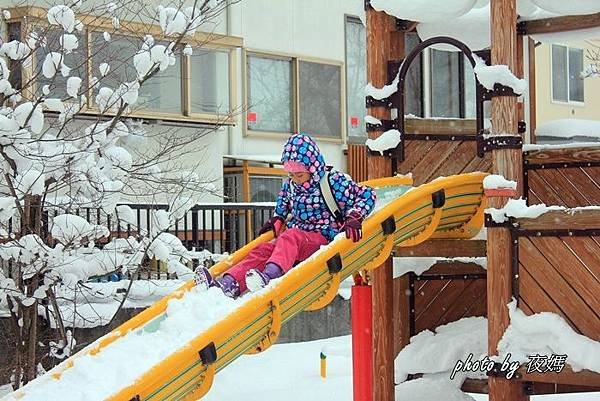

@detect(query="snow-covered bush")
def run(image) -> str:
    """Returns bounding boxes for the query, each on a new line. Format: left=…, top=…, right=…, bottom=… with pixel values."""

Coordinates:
left=0, top=0, right=230, bottom=389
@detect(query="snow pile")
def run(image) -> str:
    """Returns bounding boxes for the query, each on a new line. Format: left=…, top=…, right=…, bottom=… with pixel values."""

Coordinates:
left=536, top=119, right=600, bottom=140
left=369, top=0, right=476, bottom=22
left=364, top=115, right=382, bottom=125
left=529, top=1, right=600, bottom=15
left=498, top=300, right=600, bottom=373
left=474, top=56, right=527, bottom=95
left=50, top=279, right=187, bottom=328
left=417, top=5, right=490, bottom=52
left=365, top=72, right=399, bottom=100
left=482, top=174, right=517, bottom=190
left=485, top=198, right=564, bottom=223
left=365, top=129, right=401, bottom=155
left=395, top=316, right=487, bottom=383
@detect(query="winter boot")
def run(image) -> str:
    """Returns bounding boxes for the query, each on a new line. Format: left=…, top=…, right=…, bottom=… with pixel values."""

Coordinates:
left=194, top=266, right=215, bottom=290
left=216, top=274, right=241, bottom=298
left=245, top=262, right=284, bottom=292
left=194, top=267, right=240, bottom=298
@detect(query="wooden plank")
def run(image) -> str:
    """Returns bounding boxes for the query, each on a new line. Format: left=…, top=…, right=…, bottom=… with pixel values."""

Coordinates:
left=519, top=238, right=599, bottom=339
left=393, top=276, right=411, bottom=357
left=518, top=262, right=579, bottom=331
left=527, top=170, right=565, bottom=206
left=416, top=279, right=471, bottom=333
left=525, top=146, right=600, bottom=165
left=521, top=12, right=600, bottom=35
left=397, top=140, right=438, bottom=175
left=582, top=166, right=600, bottom=185
left=535, top=169, right=590, bottom=207
left=434, top=141, right=479, bottom=178
left=519, top=365, right=600, bottom=388
left=420, top=262, right=487, bottom=277
left=461, top=153, right=493, bottom=174
left=395, top=239, right=487, bottom=257
left=405, top=118, right=477, bottom=136
left=527, top=186, right=543, bottom=205
left=441, top=279, right=486, bottom=324
left=411, top=141, right=462, bottom=185
left=516, top=210, right=600, bottom=231
left=560, top=236, right=600, bottom=283
left=461, top=379, right=488, bottom=394
left=414, top=279, right=450, bottom=317
left=559, top=168, right=600, bottom=205
left=530, top=237, right=600, bottom=320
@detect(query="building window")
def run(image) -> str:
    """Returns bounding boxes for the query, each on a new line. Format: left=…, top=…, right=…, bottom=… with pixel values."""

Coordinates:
left=429, top=50, right=476, bottom=118
left=91, top=34, right=182, bottom=114
left=345, top=16, right=366, bottom=138
left=245, top=52, right=343, bottom=139
left=20, top=8, right=240, bottom=124
left=190, top=49, right=230, bottom=115
left=246, top=54, right=294, bottom=133
left=299, top=61, right=341, bottom=137
left=552, top=44, right=584, bottom=103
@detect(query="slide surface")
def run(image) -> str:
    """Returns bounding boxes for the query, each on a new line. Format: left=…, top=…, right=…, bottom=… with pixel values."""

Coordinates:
left=4, top=172, right=487, bottom=401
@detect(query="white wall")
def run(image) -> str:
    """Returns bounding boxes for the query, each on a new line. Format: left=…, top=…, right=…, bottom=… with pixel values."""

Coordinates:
left=223, top=0, right=366, bottom=173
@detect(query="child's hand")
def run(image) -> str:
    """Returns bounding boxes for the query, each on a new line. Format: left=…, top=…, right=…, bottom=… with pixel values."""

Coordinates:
left=259, top=216, right=285, bottom=237
left=342, top=211, right=363, bottom=242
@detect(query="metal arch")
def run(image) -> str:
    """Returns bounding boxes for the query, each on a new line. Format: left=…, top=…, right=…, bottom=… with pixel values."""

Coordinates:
left=392, top=36, right=485, bottom=161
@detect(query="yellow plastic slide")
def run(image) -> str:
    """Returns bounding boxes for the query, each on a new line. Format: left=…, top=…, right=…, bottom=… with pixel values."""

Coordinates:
left=6, top=172, right=487, bottom=401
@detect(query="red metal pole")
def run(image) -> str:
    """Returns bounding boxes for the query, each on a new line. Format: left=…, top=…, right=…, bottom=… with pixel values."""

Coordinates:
left=352, top=276, right=373, bottom=401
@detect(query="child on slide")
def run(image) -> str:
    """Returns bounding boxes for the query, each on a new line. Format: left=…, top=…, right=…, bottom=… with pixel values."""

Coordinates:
left=194, top=133, right=376, bottom=298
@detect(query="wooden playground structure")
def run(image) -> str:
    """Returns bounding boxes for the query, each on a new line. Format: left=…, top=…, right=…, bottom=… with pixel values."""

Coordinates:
left=355, top=1, right=600, bottom=400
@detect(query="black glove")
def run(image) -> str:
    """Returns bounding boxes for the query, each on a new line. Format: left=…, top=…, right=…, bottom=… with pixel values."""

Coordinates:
left=258, top=216, right=285, bottom=237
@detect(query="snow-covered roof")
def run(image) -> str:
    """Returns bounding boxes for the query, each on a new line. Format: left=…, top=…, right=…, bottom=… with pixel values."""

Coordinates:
left=535, top=119, right=600, bottom=140
left=370, top=0, right=600, bottom=51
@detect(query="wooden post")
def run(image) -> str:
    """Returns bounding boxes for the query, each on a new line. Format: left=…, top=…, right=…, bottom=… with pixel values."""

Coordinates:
left=488, top=1, right=528, bottom=401
left=366, top=7, right=398, bottom=401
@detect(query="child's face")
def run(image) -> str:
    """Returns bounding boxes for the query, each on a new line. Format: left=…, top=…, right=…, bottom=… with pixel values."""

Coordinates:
left=289, top=172, right=311, bottom=185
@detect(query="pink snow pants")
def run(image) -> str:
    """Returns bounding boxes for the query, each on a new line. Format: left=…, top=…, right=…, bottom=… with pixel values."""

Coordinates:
left=225, top=228, right=329, bottom=293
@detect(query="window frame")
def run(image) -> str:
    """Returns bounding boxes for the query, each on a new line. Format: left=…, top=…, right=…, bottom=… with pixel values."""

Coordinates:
left=550, top=43, right=585, bottom=106
left=242, top=48, right=345, bottom=143
left=344, top=14, right=367, bottom=142
left=9, top=6, right=241, bottom=125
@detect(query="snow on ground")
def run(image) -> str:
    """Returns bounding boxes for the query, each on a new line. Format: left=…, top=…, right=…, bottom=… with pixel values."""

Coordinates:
left=498, top=300, right=600, bottom=373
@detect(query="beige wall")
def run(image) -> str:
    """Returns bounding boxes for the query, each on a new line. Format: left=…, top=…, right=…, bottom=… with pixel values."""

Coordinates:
left=535, top=40, right=600, bottom=125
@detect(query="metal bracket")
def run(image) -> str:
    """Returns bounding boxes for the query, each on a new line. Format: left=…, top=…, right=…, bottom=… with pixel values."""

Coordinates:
left=327, top=254, right=343, bottom=274
left=381, top=216, right=396, bottom=235
left=432, top=190, right=446, bottom=209
left=366, top=119, right=398, bottom=132
left=518, top=121, right=526, bottom=134
left=477, top=134, right=523, bottom=157
left=129, top=396, right=140, bottom=401
left=481, top=83, right=520, bottom=101
left=366, top=95, right=394, bottom=109
left=199, top=342, right=218, bottom=365
left=402, top=133, right=478, bottom=141
left=516, top=21, right=527, bottom=35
